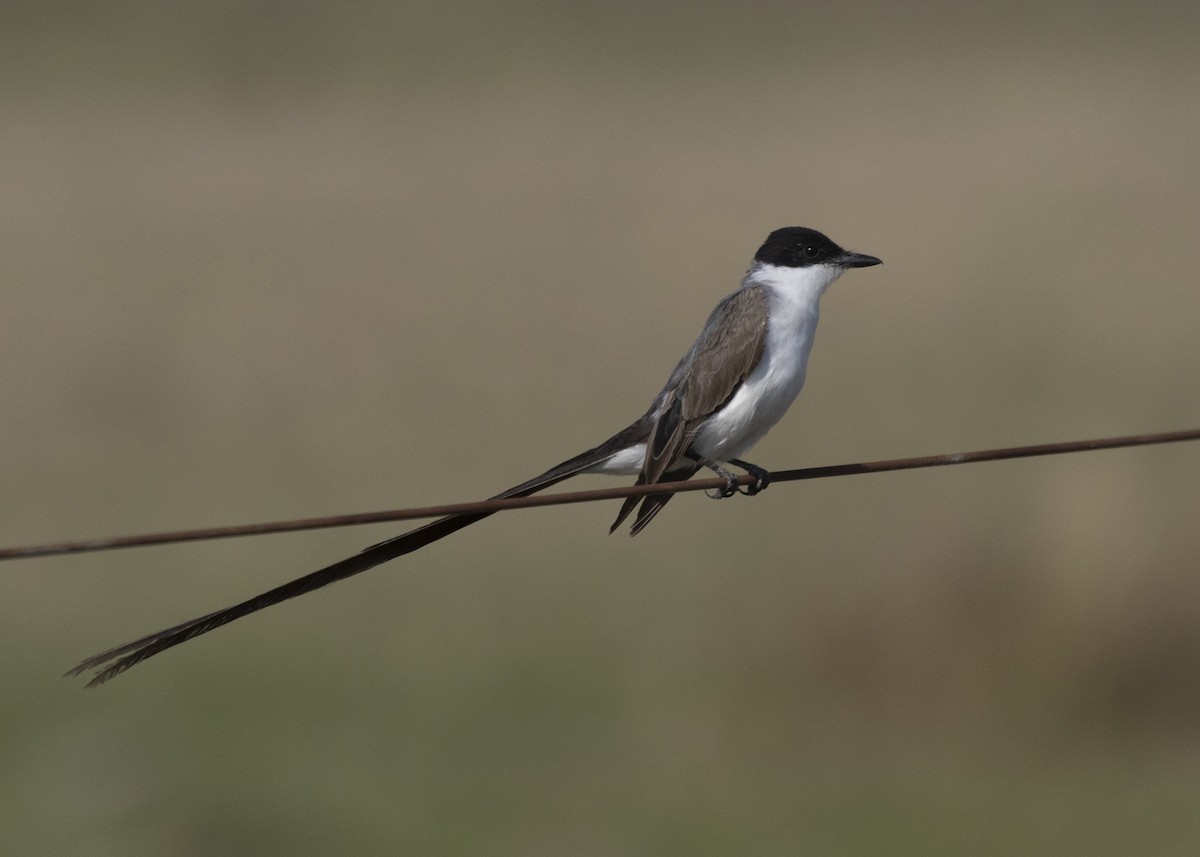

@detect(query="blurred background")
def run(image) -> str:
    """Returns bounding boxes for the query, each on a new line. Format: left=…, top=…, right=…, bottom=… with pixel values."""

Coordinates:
left=3, top=1, right=1200, bottom=853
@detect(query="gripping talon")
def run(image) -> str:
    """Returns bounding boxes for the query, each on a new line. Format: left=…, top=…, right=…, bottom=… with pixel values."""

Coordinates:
left=694, top=454, right=738, bottom=499
left=739, top=467, right=770, bottom=496
left=705, top=473, right=739, bottom=499
left=694, top=455, right=767, bottom=499
left=730, top=458, right=771, bottom=496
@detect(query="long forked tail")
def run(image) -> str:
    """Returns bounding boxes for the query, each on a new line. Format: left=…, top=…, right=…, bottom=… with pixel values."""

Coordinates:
left=67, top=430, right=644, bottom=687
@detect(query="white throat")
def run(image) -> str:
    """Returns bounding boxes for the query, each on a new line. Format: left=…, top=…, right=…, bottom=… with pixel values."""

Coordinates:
left=746, top=260, right=845, bottom=300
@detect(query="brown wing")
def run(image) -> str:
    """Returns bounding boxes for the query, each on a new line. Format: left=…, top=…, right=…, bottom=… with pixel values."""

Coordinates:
left=610, top=285, right=769, bottom=533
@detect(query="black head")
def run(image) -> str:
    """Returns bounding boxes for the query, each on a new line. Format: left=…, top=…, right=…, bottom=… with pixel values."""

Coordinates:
left=754, top=227, right=881, bottom=269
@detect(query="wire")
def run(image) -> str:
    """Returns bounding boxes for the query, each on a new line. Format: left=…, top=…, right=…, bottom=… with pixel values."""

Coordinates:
left=3, top=426, right=1198, bottom=562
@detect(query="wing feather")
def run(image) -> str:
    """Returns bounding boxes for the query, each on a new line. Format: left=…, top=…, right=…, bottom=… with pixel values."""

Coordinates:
left=645, top=284, right=768, bottom=481
left=610, top=285, right=768, bottom=533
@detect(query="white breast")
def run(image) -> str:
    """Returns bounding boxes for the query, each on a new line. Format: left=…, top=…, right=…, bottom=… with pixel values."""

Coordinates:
left=689, top=262, right=842, bottom=462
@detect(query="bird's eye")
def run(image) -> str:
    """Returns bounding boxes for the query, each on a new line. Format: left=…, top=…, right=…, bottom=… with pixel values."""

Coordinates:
left=803, top=245, right=820, bottom=259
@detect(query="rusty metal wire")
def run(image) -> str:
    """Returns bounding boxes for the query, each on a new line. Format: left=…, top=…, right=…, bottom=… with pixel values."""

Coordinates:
left=4, top=427, right=1199, bottom=562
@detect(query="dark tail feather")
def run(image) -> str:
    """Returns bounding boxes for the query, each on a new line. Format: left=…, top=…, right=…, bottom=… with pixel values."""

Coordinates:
left=608, top=463, right=700, bottom=536
left=66, top=512, right=493, bottom=686
left=629, top=492, right=675, bottom=536
left=68, top=428, right=647, bottom=687
left=608, top=478, right=647, bottom=534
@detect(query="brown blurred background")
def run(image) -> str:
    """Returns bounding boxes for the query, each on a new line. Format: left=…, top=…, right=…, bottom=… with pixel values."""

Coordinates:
left=4, top=1, right=1200, bottom=854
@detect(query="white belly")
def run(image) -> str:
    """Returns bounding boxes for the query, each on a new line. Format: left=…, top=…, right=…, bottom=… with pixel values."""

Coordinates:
left=690, top=287, right=821, bottom=463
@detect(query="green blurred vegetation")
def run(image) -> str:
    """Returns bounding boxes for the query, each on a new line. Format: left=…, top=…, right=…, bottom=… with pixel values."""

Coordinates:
left=3, top=1, right=1200, bottom=854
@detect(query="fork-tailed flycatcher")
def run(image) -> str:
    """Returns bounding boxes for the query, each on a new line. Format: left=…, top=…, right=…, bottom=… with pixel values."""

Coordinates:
left=70, top=226, right=881, bottom=686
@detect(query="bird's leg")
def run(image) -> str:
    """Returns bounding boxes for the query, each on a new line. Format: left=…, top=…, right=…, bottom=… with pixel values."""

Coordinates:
left=692, top=456, right=741, bottom=499
left=729, top=458, right=771, bottom=496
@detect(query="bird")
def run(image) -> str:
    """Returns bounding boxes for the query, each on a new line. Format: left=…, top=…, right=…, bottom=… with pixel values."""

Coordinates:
left=69, top=226, right=881, bottom=686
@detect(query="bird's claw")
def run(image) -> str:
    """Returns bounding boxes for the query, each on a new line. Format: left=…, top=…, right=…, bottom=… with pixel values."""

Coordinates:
left=705, top=473, right=739, bottom=500
left=738, top=465, right=771, bottom=496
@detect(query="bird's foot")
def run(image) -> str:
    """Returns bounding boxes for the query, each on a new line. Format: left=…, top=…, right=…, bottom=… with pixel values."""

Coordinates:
left=731, top=459, right=771, bottom=496
left=695, top=456, right=742, bottom=500
left=705, top=472, right=740, bottom=500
